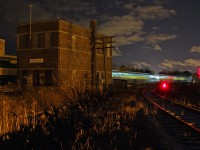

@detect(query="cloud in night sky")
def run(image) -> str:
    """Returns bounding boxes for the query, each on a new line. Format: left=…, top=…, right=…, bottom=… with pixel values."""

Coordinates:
left=135, top=5, right=176, bottom=20
left=159, top=59, right=200, bottom=70
left=190, top=46, right=200, bottom=53
left=123, top=3, right=135, bottom=10
left=99, top=15, right=143, bottom=36
left=0, top=0, right=177, bottom=47
left=145, top=34, right=178, bottom=51
left=185, top=59, right=200, bottom=67
left=112, top=46, right=122, bottom=57
left=98, top=15, right=144, bottom=49
left=159, top=60, right=186, bottom=69
left=130, top=61, right=151, bottom=69
left=1, top=0, right=200, bottom=72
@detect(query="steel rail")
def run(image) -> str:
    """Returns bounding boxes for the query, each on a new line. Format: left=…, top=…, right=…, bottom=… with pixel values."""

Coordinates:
left=143, top=89, right=200, bottom=138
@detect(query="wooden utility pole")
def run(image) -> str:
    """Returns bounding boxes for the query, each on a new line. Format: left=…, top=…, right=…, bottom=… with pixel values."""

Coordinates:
left=90, top=20, right=97, bottom=94
left=95, top=36, right=115, bottom=91
left=90, top=20, right=115, bottom=94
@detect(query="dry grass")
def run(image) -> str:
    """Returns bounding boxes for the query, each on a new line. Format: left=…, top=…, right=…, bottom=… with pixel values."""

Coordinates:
left=0, top=87, right=162, bottom=150
left=0, top=87, right=67, bottom=136
left=0, top=94, right=37, bottom=135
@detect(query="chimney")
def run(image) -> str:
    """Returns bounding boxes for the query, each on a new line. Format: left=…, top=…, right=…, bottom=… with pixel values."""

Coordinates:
left=90, top=20, right=97, bottom=36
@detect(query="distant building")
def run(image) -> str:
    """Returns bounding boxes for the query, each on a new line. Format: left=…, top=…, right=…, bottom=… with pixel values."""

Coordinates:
left=0, top=55, right=17, bottom=86
left=0, top=39, right=5, bottom=56
left=17, top=19, right=113, bottom=95
left=0, top=39, right=17, bottom=85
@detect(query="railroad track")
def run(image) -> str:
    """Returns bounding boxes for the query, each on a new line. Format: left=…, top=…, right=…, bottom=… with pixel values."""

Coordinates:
left=157, top=88, right=200, bottom=110
left=142, top=89, right=200, bottom=150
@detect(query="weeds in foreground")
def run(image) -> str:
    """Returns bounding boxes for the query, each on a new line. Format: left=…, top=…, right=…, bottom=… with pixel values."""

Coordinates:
left=0, top=90, right=160, bottom=149
left=0, top=94, right=37, bottom=136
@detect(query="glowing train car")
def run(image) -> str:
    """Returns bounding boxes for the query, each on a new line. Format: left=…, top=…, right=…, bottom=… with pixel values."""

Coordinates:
left=112, top=70, right=192, bottom=85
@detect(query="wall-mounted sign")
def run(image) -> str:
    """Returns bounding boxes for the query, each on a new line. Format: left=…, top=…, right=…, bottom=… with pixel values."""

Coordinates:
left=30, top=58, right=44, bottom=63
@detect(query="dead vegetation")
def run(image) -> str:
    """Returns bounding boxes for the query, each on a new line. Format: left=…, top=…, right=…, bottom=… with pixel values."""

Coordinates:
left=0, top=88, right=162, bottom=149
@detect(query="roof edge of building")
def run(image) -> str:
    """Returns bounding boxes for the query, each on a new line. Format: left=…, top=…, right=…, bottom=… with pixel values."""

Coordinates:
left=17, top=19, right=112, bottom=37
left=0, top=55, right=17, bottom=59
left=17, top=19, right=91, bottom=31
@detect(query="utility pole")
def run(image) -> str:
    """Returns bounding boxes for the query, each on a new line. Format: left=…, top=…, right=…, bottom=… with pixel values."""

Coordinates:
left=95, top=36, right=115, bottom=91
left=90, top=20, right=115, bottom=94
left=90, top=20, right=97, bottom=94
left=27, top=1, right=35, bottom=40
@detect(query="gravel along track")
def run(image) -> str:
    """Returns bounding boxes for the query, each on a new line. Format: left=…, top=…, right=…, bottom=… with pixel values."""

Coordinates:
left=143, top=89, right=200, bottom=150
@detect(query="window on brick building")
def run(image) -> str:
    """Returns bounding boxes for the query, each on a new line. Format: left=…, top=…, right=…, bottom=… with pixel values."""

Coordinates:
left=52, top=32, right=58, bottom=47
left=38, top=33, right=45, bottom=48
left=39, top=71, right=45, bottom=85
left=45, top=70, right=54, bottom=86
left=33, top=70, right=39, bottom=86
left=22, top=70, right=28, bottom=86
left=19, top=34, right=30, bottom=49
left=83, top=71, right=88, bottom=79
left=72, top=35, right=76, bottom=50
left=45, top=32, right=52, bottom=48
left=32, top=33, right=45, bottom=48
left=27, top=71, right=33, bottom=86
left=72, top=69, right=77, bottom=81
left=32, top=34, right=39, bottom=48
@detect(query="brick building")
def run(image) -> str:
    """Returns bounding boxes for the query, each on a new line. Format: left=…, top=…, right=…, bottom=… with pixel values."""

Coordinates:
left=0, top=39, right=5, bottom=56
left=17, top=19, right=113, bottom=95
left=0, top=39, right=17, bottom=85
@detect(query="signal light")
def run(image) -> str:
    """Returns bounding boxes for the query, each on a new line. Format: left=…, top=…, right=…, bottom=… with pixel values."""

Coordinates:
left=160, top=81, right=169, bottom=90
left=197, top=68, right=200, bottom=78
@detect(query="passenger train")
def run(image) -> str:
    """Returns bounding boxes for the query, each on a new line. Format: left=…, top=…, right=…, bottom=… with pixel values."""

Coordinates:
left=112, top=70, right=192, bottom=84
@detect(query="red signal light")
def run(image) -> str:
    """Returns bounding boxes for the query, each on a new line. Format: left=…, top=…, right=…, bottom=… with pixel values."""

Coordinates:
left=162, top=83, right=167, bottom=88
left=160, top=81, right=169, bottom=90
left=197, top=68, right=200, bottom=78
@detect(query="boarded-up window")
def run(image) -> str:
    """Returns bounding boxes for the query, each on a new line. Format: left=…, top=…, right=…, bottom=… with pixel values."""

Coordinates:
left=83, top=71, right=88, bottom=79
left=22, top=70, right=28, bottom=86
left=72, top=69, right=76, bottom=80
left=27, top=71, right=33, bottom=86
left=52, top=32, right=58, bottom=47
left=46, top=70, right=54, bottom=86
left=33, top=70, right=39, bottom=86
left=96, top=72, right=101, bottom=86
left=97, top=49, right=103, bottom=55
left=72, top=35, right=76, bottom=50
left=32, top=33, right=39, bottom=48
left=39, top=33, right=45, bottom=48
left=45, top=32, right=52, bottom=48
left=39, top=71, right=45, bottom=85
left=32, top=33, right=45, bottom=48
left=19, top=34, right=30, bottom=49
left=66, top=35, right=71, bottom=49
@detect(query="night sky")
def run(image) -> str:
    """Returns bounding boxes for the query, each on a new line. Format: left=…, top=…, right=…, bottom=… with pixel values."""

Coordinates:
left=1, top=0, right=200, bottom=73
